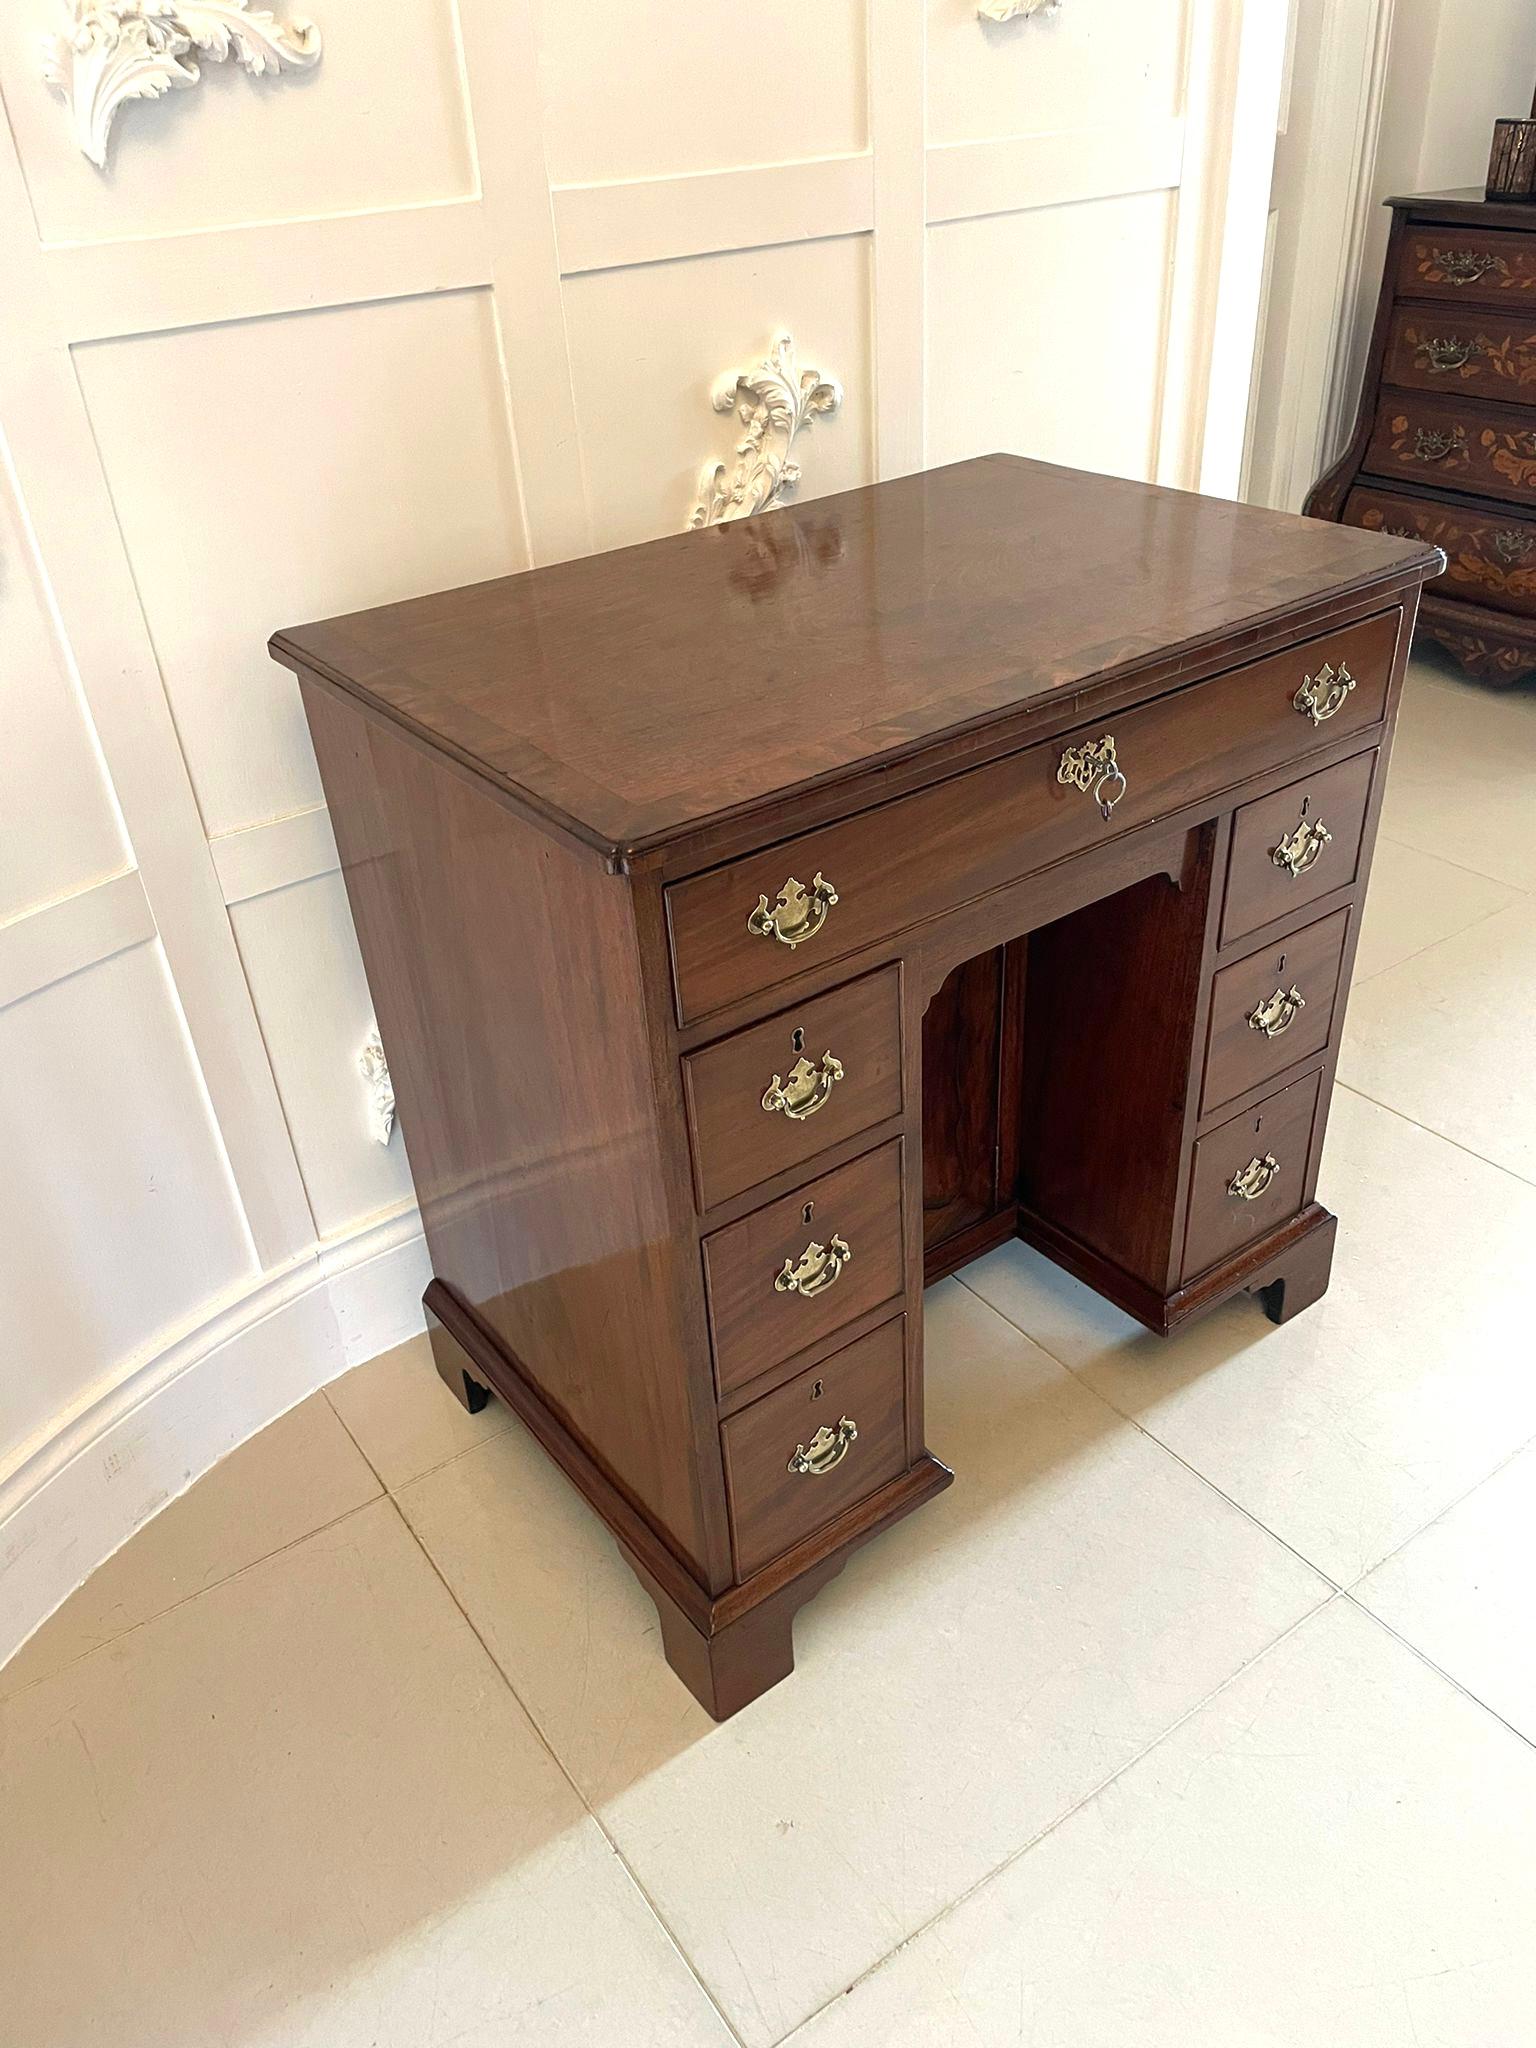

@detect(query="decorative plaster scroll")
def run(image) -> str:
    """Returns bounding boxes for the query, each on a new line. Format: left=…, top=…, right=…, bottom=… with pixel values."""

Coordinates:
left=43, top=1, right=321, bottom=170
left=688, top=332, right=843, bottom=530
left=358, top=1023, right=395, bottom=1146
left=977, top=0, right=1060, bottom=21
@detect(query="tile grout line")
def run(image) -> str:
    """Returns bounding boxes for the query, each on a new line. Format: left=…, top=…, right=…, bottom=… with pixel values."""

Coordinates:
left=1339, top=1419, right=1536, bottom=1601
left=1337, top=1589, right=1536, bottom=1760
left=0, top=1492, right=387, bottom=1707
left=377, top=1490, right=750, bottom=2048
left=1333, top=1081, right=1536, bottom=1193
left=950, top=1277, right=1347, bottom=1591
left=1349, top=885, right=1520, bottom=988
left=1373, top=826, right=1533, bottom=896
left=771, top=1592, right=1343, bottom=2048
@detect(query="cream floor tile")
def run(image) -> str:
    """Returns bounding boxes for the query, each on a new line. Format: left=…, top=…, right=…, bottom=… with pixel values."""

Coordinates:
left=789, top=1598, right=1536, bottom=2048
left=1340, top=900, right=1536, bottom=1184
left=0, top=1497, right=730, bottom=2048
left=1, top=1393, right=381, bottom=1701
left=964, top=1089, right=1536, bottom=1586
left=1349, top=835, right=1517, bottom=985
left=325, top=1329, right=513, bottom=1490
left=1378, top=662, right=1536, bottom=890
left=1355, top=1438, right=1536, bottom=1742
left=400, top=1280, right=1327, bottom=2048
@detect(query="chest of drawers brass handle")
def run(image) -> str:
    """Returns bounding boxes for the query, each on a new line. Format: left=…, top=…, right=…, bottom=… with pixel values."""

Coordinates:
left=1271, top=813, right=1332, bottom=879
left=1294, top=661, right=1356, bottom=724
left=1248, top=985, right=1305, bottom=1038
left=1430, top=248, right=1503, bottom=287
left=762, top=1050, right=844, bottom=1120
left=1228, top=1152, right=1281, bottom=1202
left=1411, top=427, right=1465, bottom=463
left=747, top=872, right=838, bottom=948
left=1057, top=734, right=1128, bottom=821
left=1421, top=336, right=1480, bottom=373
left=774, top=1233, right=851, bottom=1298
left=787, top=1416, right=858, bottom=1477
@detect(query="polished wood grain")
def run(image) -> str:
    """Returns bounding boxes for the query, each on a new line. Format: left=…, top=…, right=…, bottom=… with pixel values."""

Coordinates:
left=272, top=455, right=1434, bottom=868
left=702, top=1140, right=905, bottom=1399
left=1182, top=1070, right=1323, bottom=1281
left=665, top=608, right=1398, bottom=1022
left=683, top=967, right=902, bottom=1213
left=1345, top=486, right=1536, bottom=618
left=921, top=941, right=1027, bottom=1260
left=720, top=1317, right=909, bottom=1580
left=1221, top=751, right=1377, bottom=945
left=1201, top=906, right=1349, bottom=1115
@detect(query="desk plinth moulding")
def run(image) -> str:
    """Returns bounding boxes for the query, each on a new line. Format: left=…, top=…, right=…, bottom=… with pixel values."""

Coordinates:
left=271, top=456, right=1437, bottom=1719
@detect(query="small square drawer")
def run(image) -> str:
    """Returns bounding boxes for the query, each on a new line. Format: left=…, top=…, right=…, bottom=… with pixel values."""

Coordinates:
left=1183, top=1070, right=1322, bottom=1282
left=703, top=1140, right=905, bottom=1399
left=1221, top=751, right=1376, bottom=945
left=721, top=1316, right=909, bottom=1581
left=1201, top=907, right=1350, bottom=1116
left=683, top=967, right=903, bottom=1213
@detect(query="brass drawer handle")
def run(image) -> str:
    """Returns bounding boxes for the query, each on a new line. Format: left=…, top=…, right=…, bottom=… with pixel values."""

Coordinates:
left=1248, top=984, right=1305, bottom=1039
left=1493, top=528, right=1534, bottom=564
left=762, top=1050, right=844, bottom=1121
left=1271, top=813, right=1332, bottom=879
left=1411, top=426, right=1465, bottom=463
left=1057, top=733, right=1127, bottom=821
left=1420, top=335, right=1482, bottom=374
left=774, top=1233, right=851, bottom=1298
left=748, top=872, right=838, bottom=948
left=787, top=1416, right=858, bottom=1477
left=1431, top=247, right=1503, bottom=287
left=1228, top=1152, right=1281, bottom=1202
left=1294, top=660, right=1356, bottom=724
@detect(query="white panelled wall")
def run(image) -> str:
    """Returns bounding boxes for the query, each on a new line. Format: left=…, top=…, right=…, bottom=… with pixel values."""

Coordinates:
left=0, top=0, right=1286, bottom=1664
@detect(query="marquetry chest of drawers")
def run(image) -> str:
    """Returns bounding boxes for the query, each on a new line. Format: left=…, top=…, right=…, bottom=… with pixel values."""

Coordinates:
left=273, top=456, right=1438, bottom=1718
left=1309, top=187, right=1536, bottom=684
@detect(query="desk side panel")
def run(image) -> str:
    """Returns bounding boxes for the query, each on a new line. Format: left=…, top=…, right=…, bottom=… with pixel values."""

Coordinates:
left=300, top=680, right=720, bottom=1578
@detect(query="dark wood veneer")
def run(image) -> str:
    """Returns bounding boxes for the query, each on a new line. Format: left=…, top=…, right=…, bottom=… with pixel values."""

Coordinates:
left=281, top=456, right=1434, bottom=1720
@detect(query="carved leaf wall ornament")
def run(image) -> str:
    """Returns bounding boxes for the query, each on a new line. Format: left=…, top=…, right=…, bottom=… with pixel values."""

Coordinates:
left=688, top=332, right=843, bottom=530
left=977, top=0, right=1061, bottom=21
left=359, top=1022, right=395, bottom=1147
left=43, top=0, right=321, bottom=169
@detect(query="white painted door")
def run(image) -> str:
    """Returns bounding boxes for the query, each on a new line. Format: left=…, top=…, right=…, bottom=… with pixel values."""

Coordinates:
left=0, top=0, right=1286, bottom=1658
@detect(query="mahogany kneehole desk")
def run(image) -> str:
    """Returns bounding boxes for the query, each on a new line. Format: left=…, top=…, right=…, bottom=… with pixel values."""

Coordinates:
left=272, top=456, right=1440, bottom=1719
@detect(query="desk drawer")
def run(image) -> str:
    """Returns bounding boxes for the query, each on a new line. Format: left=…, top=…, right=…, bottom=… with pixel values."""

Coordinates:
left=1221, top=751, right=1376, bottom=945
left=667, top=610, right=1400, bottom=1022
left=1202, top=907, right=1349, bottom=1115
left=721, top=1316, right=908, bottom=1580
left=1183, top=1071, right=1322, bottom=1282
left=703, top=1140, right=904, bottom=1398
left=683, top=967, right=902, bottom=1213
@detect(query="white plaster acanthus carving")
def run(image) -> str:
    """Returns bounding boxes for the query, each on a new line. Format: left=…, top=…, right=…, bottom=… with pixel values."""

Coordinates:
left=359, top=1023, right=395, bottom=1147
left=977, top=0, right=1060, bottom=21
left=43, top=1, right=321, bottom=169
left=688, top=333, right=843, bottom=530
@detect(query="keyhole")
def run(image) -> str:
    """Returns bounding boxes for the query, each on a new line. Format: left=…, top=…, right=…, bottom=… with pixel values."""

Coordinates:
left=1255, top=1115, right=1263, bottom=1134
left=791, top=1026, right=805, bottom=1054
left=803, top=1201, right=815, bottom=1225
left=811, top=1379, right=825, bottom=1401
left=1277, top=952, right=1287, bottom=974
left=1300, top=795, right=1311, bottom=818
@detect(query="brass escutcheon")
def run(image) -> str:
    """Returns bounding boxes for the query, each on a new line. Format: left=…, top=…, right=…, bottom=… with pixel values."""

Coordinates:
left=1057, top=733, right=1127, bottom=821
left=1431, top=247, right=1503, bottom=286
left=1294, top=660, right=1356, bottom=724
left=747, top=872, right=839, bottom=948
left=1228, top=1152, right=1281, bottom=1202
left=1493, top=529, right=1534, bottom=564
left=1422, top=336, right=1478, bottom=373
left=1248, top=984, right=1305, bottom=1039
left=1271, top=814, right=1332, bottom=879
left=787, top=1415, right=858, bottom=1477
left=1411, top=426, right=1464, bottom=463
left=774, top=1233, right=852, bottom=1298
left=762, top=1050, right=845, bottom=1121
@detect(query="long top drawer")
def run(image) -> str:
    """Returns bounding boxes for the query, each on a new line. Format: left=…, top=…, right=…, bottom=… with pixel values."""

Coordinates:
left=665, top=609, right=1401, bottom=1024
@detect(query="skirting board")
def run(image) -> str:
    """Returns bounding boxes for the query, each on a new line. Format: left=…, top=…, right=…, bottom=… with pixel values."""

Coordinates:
left=0, top=1205, right=430, bottom=1673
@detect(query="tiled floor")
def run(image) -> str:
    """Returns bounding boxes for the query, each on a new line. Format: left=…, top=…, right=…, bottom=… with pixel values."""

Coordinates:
left=4, top=655, right=1534, bottom=2046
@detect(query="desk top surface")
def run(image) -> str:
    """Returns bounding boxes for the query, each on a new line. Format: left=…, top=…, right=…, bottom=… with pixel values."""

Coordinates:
left=272, top=455, right=1436, bottom=864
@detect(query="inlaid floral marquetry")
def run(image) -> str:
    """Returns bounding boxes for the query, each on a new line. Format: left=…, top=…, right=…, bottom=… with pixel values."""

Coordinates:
left=1356, top=503, right=1536, bottom=611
